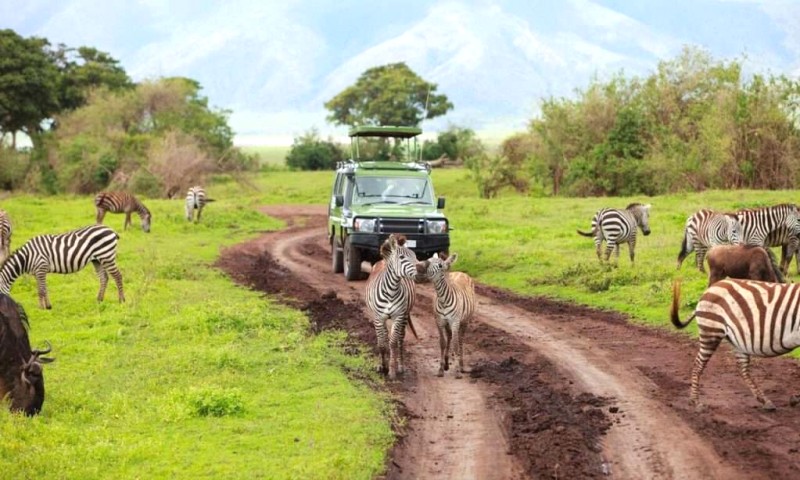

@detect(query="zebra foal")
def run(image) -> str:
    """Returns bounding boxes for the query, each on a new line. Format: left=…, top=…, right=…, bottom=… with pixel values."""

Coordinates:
left=185, top=186, right=214, bottom=223
left=95, top=192, right=151, bottom=233
left=0, top=209, right=11, bottom=265
left=676, top=209, right=740, bottom=272
left=672, top=278, right=800, bottom=411
left=0, top=225, right=125, bottom=309
left=577, top=203, right=651, bottom=264
left=365, top=234, right=422, bottom=380
left=420, top=252, right=475, bottom=378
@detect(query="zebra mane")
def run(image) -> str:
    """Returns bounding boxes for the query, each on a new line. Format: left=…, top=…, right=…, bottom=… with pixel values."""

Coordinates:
left=626, top=202, right=644, bottom=210
left=379, top=234, right=407, bottom=258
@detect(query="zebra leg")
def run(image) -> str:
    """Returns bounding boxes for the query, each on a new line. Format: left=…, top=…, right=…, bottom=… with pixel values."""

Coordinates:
left=436, top=316, right=448, bottom=377
left=689, top=332, right=723, bottom=409
left=100, top=259, right=125, bottom=303
left=628, top=239, right=636, bottom=264
left=96, top=208, right=106, bottom=225
left=735, top=352, right=776, bottom=411
left=452, top=320, right=463, bottom=379
left=124, top=212, right=131, bottom=230
left=396, top=317, right=408, bottom=375
left=595, top=239, right=603, bottom=262
left=196, top=206, right=203, bottom=223
left=387, top=318, right=399, bottom=380
left=93, top=260, right=109, bottom=302
left=695, top=245, right=708, bottom=273
left=375, top=315, right=389, bottom=375
left=35, top=270, right=50, bottom=310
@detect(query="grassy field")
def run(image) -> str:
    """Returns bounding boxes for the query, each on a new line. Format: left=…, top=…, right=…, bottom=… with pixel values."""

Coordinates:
left=0, top=188, right=393, bottom=479
left=240, top=145, right=290, bottom=167
left=239, top=168, right=800, bottom=337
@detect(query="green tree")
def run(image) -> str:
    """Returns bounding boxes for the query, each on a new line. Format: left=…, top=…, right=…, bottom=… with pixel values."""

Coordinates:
left=50, top=45, right=132, bottom=112
left=286, top=129, right=344, bottom=171
left=0, top=29, right=60, bottom=149
left=324, top=62, right=453, bottom=127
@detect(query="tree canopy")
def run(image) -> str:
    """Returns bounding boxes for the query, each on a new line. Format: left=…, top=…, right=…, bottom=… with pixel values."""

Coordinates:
left=324, top=62, right=453, bottom=127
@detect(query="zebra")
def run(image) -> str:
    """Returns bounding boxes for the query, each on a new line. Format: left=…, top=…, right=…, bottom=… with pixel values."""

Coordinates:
left=672, top=278, right=800, bottom=411
left=185, top=186, right=214, bottom=223
left=676, top=209, right=741, bottom=272
left=0, top=225, right=125, bottom=309
left=420, top=252, right=475, bottom=378
left=577, top=203, right=652, bottom=264
left=365, top=234, right=421, bottom=380
left=736, top=203, right=800, bottom=274
left=94, top=192, right=151, bottom=233
left=0, top=209, right=11, bottom=266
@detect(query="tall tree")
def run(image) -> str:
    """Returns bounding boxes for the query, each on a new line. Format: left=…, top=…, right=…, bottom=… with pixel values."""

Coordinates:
left=324, top=62, right=453, bottom=127
left=50, top=45, right=132, bottom=112
left=0, top=29, right=60, bottom=148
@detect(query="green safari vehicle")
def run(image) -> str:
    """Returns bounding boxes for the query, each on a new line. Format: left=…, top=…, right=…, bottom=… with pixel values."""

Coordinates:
left=328, top=126, right=450, bottom=280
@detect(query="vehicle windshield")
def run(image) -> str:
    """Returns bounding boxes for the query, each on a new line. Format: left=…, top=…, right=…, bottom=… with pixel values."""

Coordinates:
left=352, top=176, right=433, bottom=205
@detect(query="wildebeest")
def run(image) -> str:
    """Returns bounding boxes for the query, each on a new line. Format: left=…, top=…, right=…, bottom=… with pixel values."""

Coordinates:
left=706, top=244, right=785, bottom=286
left=0, top=294, right=53, bottom=416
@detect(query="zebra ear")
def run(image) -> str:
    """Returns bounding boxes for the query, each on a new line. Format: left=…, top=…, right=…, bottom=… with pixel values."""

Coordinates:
left=644, top=204, right=652, bottom=210
left=432, top=252, right=439, bottom=259
left=444, top=252, right=458, bottom=268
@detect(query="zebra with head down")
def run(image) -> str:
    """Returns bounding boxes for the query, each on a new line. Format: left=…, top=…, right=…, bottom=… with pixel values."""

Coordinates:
left=365, top=234, right=422, bottom=380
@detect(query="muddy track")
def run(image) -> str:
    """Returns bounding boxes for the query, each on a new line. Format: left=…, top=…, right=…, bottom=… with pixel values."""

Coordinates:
left=217, top=206, right=800, bottom=479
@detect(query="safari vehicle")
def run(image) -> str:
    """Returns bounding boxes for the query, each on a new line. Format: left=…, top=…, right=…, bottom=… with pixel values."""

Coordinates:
left=328, top=126, right=450, bottom=280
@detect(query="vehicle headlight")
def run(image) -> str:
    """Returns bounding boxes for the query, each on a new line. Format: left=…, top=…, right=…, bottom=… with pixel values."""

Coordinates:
left=427, top=220, right=447, bottom=234
left=354, top=218, right=377, bottom=233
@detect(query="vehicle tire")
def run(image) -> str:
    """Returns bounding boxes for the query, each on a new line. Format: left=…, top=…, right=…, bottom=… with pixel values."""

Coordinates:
left=344, top=237, right=363, bottom=281
left=331, top=235, right=344, bottom=273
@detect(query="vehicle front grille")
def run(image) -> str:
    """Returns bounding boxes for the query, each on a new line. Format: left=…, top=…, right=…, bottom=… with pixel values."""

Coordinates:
left=378, top=218, right=424, bottom=234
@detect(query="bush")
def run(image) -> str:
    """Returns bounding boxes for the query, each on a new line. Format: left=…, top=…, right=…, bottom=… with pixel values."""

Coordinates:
left=0, top=147, right=29, bottom=190
left=286, top=129, right=344, bottom=170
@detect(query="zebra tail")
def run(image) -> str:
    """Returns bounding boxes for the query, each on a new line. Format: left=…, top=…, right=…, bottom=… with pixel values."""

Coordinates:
left=676, top=234, right=690, bottom=269
left=406, top=316, right=418, bottom=340
left=764, top=248, right=787, bottom=283
left=576, top=229, right=595, bottom=237
left=204, top=198, right=216, bottom=203
left=94, top=193, right=106, bottom=206
left=670, top=279, right=696, bottom=329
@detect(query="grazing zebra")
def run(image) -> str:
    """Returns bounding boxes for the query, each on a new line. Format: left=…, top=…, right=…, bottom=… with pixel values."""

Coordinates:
left=0, top=209, right=11, bottom=265
left=365, top=234, right=421, bottom=380
left=676, top=209, right=741, bottom=272
left=0, top=225, right=125, bottom=309
left=577, top=203, right=652, bottom=264
left=185, top=186, right=214, bottom=223
left=421, top=252, right=475, bottom=378
left=736, top=203, right=800, bottom=274
left=672, top=278, right=800, bottom=410
left=94, top=192, right=151, bottom=233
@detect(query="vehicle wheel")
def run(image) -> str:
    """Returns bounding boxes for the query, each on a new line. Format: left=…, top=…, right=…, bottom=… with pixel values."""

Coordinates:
left=344, top=237, right=362, bottom=281
left=331, top=235, right=344, bottom=273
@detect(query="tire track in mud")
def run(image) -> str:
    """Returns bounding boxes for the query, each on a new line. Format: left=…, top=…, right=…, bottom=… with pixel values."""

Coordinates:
left=218, top=205, right=800, bottom=479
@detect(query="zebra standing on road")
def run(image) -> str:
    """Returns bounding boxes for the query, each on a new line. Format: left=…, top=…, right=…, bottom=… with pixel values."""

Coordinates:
left=94, top=192, right=151, bottom=233
left=736, top=203, right=800, bottom=273
left=185, top=186, right=214, bottom=223
left=672, top=278, right=800, bottom=410
left=420, top=252, right=475, bottom=378
left=0, top=225, right=125, bottom=309
left=365, top=234, right=420, bottom=380
left=0, top=210, right=11, bottom=265
left=677, top=209, right=741, bottom=272
left=577, top=203, right=652, bottom=264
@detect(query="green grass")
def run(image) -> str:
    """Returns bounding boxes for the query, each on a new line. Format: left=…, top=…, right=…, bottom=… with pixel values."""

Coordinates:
left=0, top=192, right=393, bottom=479
left=240, top=145, right=290, bottom=167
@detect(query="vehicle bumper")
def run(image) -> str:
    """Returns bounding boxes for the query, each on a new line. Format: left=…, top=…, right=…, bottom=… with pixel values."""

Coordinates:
left=348, top=233, right=449, bottom=258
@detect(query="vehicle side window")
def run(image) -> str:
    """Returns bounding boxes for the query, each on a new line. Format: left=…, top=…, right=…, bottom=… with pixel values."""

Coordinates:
left=333, top=174, right=343, bottom=196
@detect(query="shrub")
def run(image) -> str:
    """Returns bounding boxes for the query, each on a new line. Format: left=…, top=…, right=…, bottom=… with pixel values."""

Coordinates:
left=286, top=129, right=344, bottom=170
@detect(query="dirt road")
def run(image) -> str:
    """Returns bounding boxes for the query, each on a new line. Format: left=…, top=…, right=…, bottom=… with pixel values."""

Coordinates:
left=217, top=206, right=800, bottom=479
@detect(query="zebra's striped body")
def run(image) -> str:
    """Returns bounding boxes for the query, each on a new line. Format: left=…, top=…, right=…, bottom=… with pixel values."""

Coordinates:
left=365, top=234, right=420, bottom=380
left=736, top=203, right=800, bottom=274
left=672, top=279, right=800, bottom=410
left=185, top=186, right=213, bottom=223
left=95, top=192, right=151, bottom=233
left=577, top=203, right=652, bottom=264
left=0, top=210, right=11, bottom=266
left=423, top=253, right=475, bottom=378
left=0, top=225, right=125, bottom=309
left=677, top=209, right=741, bottom=272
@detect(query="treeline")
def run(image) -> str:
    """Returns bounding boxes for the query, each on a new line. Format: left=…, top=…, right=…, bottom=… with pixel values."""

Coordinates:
left=0, top=29, right=254, bottom=195
left=471, top=47, right=800, bottom=197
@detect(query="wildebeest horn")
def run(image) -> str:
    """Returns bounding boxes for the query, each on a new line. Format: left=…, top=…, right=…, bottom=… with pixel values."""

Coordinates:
left=32, top=341, right=51, bottom=356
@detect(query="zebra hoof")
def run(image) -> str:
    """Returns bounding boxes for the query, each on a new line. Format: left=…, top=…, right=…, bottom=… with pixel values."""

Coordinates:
left=789, top=395, right=800, bottom=407
left=691, top=401, right=708, bottom=413
left=761, top=401, right=777, bottom=412
left=436, top=370, right=444, bottom=377
left=455, top=372, right=463, bottom=379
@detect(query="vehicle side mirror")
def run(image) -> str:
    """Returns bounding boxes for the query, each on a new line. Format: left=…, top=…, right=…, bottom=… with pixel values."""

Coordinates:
left=335, top=195, right=344, bottom=207
left=437, top=197, right=445, bottom=209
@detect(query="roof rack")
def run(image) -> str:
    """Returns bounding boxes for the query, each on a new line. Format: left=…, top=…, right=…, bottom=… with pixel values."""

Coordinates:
left=348, top=125, right=422, bottom=138
left=336, top=160, right=431, bottom=173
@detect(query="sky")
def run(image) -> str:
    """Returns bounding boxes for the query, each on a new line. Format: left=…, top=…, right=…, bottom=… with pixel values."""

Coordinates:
left=2, top=0, right=799, bottom=145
